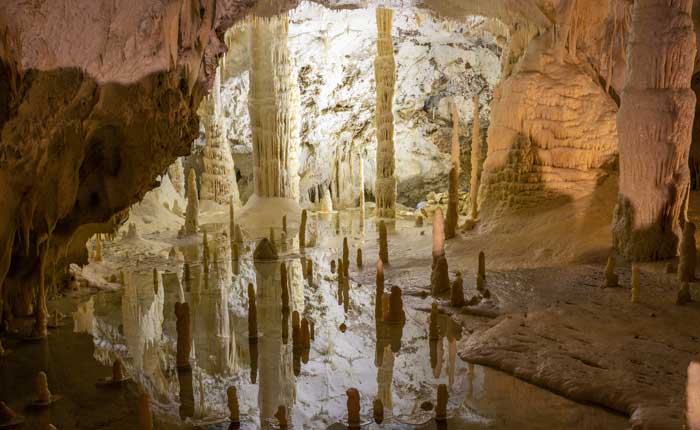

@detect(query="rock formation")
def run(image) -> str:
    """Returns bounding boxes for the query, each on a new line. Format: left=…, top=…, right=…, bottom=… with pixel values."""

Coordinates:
left=678, top=222, right=697, bottom=282
left=168, top=158, right=186, bottom=197
left=227, top=386, right=240, bottom=426
left=435, top=384, right=448, bottom=422
left=631, top=265, right=640, bottom=304
left=299, top=209, right=307, bottom=248
left=0, top=401, right=20, bottom=424
left=248, top=14, right=300, bottom=200
left=378, top=220, right=389, bottom=264
left=374, top=8, right=397, bottom=218
left=612, top=0, right=696, bottom=261
left=451, top=272, right=465, bottom=307
left=357, top=248, right=363, bottom=268
left=469, top=94, right=481, bottom=220
left=185, top=169, right=199, bottom=235
left=175, top=302, right=191, bottom=370
left=346, top=388, right=361, bottom=428
left=415, top=215, right=424, bottom=227
left=139, top=393, right=153, bottom=430
left=200, top=70, right=240, bottom=206
left=602, top=255, right=619, bottom=288
left=253, top=238, right=278, bottom=261
left=36, top=371, right=51, bottom=403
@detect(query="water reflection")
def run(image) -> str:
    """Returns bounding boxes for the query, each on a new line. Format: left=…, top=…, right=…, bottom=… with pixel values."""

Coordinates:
left=72, top=212, right=627, bottom=430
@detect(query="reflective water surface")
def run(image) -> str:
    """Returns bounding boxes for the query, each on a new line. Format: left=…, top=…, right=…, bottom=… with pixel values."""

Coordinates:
left=1, top=212, right=628, bottom=429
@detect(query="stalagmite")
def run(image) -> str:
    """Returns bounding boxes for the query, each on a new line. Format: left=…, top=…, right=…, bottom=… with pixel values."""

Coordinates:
left=451, top=101, right=461, bottom=170
left=306, top=259, right=313, bottom=279
left=112, top=357, right=126, bottom=382
left=36, top=371, right=51, bottom=403
left=175, top=302, right=191, bottom=370
left=376, top=259, right=385, bottom=320
left=248, top=283, right=258, bottom=340
left=478, top=251, right=485, bottom=279
left=331, top=260, right=337, bottom=274
left=433, top=209, right=446, bottom=259
left=384, top=286, right=405, bottom=323
left=346, top=388, right=361, bottom=428
left=185, top=168, right=199, bottom=235
left=227, top=386, right=240, bottom=427
left=248, top=15, right=300, bottom=200
left=343, top=237, right=350, bottom=276
left=299, top=209, right=307, bottom=248
left=451, top=272, right=465, bottom=307
left=431, top=255, right=450, bottom=296
left=435, top=384, right=448, bottom=422
left=168, top=157, right=186, bottom=197
left=281, top=262, right=290, bottom=312
left=31, top=251, right=48, bottom=338
left=337, top=259, right=345, bottom=305
left=445, top=166, right=459, bottom=239
left=678, top=222, right=697, bottom=282
left=152, top=269, right=160, bottom=296
left=269, top=227, right=275, bottom=243
left=415, top=215, right=424, bottom=227
left=677, top=282, right=692, bottom=305
left=378, top=220, right=389, bottom=265
left=602, top=255, right=619, bottom=288
left=139, top=393, right=153, bottom=430
left=613, top=0, right=697, bottom=261
left=0, top=339, right=4, bottom=357
left=357, top=248, right=363, bottom=268
left=310, top=321, right=315, bottom=341
left=93, top=235, right=102, bottom=262
left=631, top=265, right=640, bottom=304
left=373, top=398, right=384, bottom=424
left=470, top=94, right=481, bottom=220
left=374, top=8, right=397, bottom=218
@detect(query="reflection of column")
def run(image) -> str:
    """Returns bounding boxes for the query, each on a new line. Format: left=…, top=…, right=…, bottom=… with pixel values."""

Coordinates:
left=377, top=345, right=395, bottom=412
left=255, top=257, right=295, bottom=426
left=248, top=15, right=300, bottom=200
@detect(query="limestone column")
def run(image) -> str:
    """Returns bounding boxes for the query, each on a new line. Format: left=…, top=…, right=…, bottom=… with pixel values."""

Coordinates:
left=200, top=68, right=241, bottom=206
left=374, top=8, right=397, bottom=218
left=248, top=15, right=300, bottom=200
left=613, top=0, right=696, bottom=260
left=470, top=95, right=481, bottom=220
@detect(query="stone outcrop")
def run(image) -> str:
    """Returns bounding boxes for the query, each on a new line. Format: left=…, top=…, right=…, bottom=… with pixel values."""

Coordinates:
left=612, top=0, right=696, bottom=261
left=374, top=8, right=397, bottom=218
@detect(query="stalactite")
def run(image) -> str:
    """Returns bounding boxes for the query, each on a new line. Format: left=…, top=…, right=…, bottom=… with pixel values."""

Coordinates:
left=613, top=0, right=696, bottom=261
left=470, top=94, right=481, bottom=220
left=555, top=0, right=577, bottom=64
left=248, top=15, right=300, bottom=200
left=185, top=168, right=199, bottom=235
left=374, top=8, right=397, bottom=218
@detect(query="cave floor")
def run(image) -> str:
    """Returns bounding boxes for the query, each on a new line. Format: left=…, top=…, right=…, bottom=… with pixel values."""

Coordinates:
left=3, top=197, right=672, bottom=430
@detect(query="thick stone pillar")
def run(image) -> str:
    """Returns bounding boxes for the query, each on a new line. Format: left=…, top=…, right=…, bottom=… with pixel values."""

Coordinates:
left=248, top=15, right=300, bottom=200
left=613, top=0, right=696, bottom=260
left=374, top=8, right=397, bottom=218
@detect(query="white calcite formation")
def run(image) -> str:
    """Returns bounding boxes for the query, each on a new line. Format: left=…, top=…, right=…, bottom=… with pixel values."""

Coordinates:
left=248, top=14, right=300, bottom=200
left=199, top=68, right=241, bottom=206
left=374, top=8, right=398, bottom=218
left=612, top=0, right=696, bottom=261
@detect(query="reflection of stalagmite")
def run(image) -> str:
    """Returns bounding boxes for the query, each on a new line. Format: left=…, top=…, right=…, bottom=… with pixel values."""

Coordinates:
left=445, top=166, right=459, bottom=239
left=331, top=260, right=337, bottom=274
left=343, top=237, right=350, bottom=276
left=376, top=259, right=385, bottom=320
left=451, top=272, right=465, bottom=307
left=185, top=168, right=199, bottom=235
left=359, top=155, right=366, bottom=224
left=377, top=344, right=395, bottom=411
left=384, top=286, right=404, bottom=323
left=299, top=209, right=307, bottom=248
left=248, top=283, right=258, bottom=340
left=178, top=369, right=195, bottom=419
left=478, top=251, right=486, bottom=279
left=470, top=94, right=481, bottom=220
left=347, top=388, right=361, bottom=428
left=374, top=8, right=397, bottom=218
left=373, top=398, right=384, bottom=424
left=679, top=222, right=697, bottom=282
left=93, top=235, right=103, bottom=262
left=31, top=251, right=49, bottom=338
left=378, top=220, right=389, bottom=264
left=447, top=337, right=457, bottom=387
left=227, top=386, right=240, bottom=427
left=435, top=384, right=448, bottom=421
left=248, top=14, right=300, bottom=199
left=281, top=262, right=290, bottom=312
left=175, top=302, right=191, bottom=370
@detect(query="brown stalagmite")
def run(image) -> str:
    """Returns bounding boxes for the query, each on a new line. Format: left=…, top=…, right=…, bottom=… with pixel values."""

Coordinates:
left=435, top=384, right=448, bottom=422
left=343, top=237, right=350, bottom=276
left=431, top=255, right=450, bottom=295
left=415, top=215, right=424, bottom=227
left=374, top=8, right=397, bottom=218
left=227, top=386, right=240, bottom=426
left=678, top=222, right=697, bottom=282
left=376, top=259, right=385, bottom=320
left=299, top=209, right=307, bottom=248
left=602, top=255, right=618, bottom=288
left=451, top=101, right=461, bottom=169
left=445, top=166, right=459, bottom=240
left=139, top=393, right=153, bottom=430
left=175, top=302, right=191, bottom=370
left=280, top=262, right=290, bottom=312
left=357, top=248, right=363, bottom=268
left=384, top=286, right=405, bottom=323
left=612, top=0, right=697, bottom=261
left=433, top=208, right=445, bottom=260
left=451, top=272, right=465, bottom=307
left=378, top=220, right=389, bottom=264
left=202, top=230, right=210, bottom=267
left=631, top=265, right=640, bottom=304
left=470, top=94, right=481, bottom=220
left=112, top=357, right=126, bottom=381
left=269, top=227, right=275, bottom=243
left=347, top=388, right=361, bottom=428
left=331, top=259, right=337, bottom=274
left=373, top=398, right=384, bottom=424
left=337, top=259, right=345, bottom=305
left=185, top=168, right=199, bottom=235
left=36, top=371, right=51, bottom=403
left=478, top=251, right=485, bottom=279
left=248, top=283, right=258, bottom=340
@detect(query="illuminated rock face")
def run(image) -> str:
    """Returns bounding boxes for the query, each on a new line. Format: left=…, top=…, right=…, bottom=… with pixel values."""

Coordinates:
left=374, top=8, right=398, bottom=218
left=248, top=14, right=300, bottom=200
left=612, top=0, right=697, bottom=261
